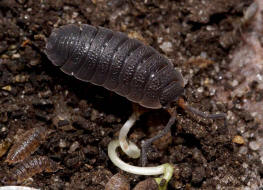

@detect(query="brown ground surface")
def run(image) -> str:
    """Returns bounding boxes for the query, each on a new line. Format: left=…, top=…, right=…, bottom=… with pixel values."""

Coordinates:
left=0, top=0, right=262, bottom=189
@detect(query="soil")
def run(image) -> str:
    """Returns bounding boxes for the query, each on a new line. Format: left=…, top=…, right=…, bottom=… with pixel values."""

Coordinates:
left=0, top=0, right=262, bottom=189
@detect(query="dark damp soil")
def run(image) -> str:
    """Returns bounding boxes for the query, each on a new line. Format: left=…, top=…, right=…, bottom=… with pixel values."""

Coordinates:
left=0, top=0, right=261, bottom=189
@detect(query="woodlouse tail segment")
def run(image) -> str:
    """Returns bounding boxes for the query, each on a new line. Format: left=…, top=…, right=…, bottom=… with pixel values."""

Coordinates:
left=177, top=97, right=227, bottom=128
left=45, top=31, right=62, bottom=66
left=45, top=24, right=80, bottom=67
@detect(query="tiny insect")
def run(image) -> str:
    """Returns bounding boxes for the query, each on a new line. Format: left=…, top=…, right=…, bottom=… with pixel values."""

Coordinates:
left=5, top=126, right=50, bottom=164
left=45, top=24, right=226, bottom=164
left=4, top=156, right=60, bottom=184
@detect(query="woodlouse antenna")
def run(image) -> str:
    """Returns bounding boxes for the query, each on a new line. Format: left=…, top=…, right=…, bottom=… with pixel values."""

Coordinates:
left=177, top=97, right=227, bottom=127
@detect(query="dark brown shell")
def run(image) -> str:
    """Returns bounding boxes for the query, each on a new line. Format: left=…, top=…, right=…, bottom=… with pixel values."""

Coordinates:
left=46, top=24, right=184, bottom=109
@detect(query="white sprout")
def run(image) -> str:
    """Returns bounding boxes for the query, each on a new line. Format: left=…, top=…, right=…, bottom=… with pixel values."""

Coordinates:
left=119, top=113, right=140, bottom=159
left=108, top=140, right=174, bottom=177
left=0, top=187, right=40, bottom=190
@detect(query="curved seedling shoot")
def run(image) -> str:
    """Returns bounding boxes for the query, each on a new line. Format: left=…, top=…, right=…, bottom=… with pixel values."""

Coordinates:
left=108, top=140, right=174, bottom=190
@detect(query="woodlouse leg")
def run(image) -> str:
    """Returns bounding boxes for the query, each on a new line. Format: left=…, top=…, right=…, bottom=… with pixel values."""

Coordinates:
left=141, top=111, right=177, bottom=166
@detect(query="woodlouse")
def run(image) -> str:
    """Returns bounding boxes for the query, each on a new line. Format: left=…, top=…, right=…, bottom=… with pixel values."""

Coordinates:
left=45, top=24, right=185, bottom=109
left=5, top=126, right=49, bottom=164
left=45, top=24, right=226, bottom=165
left=6, top=156, right=60, bottom=184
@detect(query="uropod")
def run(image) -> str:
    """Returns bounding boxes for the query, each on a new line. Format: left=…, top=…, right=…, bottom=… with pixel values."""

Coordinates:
left=45, top=24, right=226, bottom=188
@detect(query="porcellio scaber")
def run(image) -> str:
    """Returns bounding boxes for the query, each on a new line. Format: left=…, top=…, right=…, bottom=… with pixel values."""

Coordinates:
left=5, top=126, right=50, bottom=164
left=45, top=24, right=227, bottom=166
left=45, top=24, right=185, bottom=109
left=6, top=156, right=60, bottom=184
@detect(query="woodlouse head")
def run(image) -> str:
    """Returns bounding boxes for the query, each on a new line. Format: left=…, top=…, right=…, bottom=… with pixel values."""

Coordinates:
left=159, top=71, right=185, bottom=109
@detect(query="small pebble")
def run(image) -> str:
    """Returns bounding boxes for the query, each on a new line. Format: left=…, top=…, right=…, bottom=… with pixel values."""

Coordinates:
left=249, top=141, right=260, bottom=151
left=59, top=139, right=67, bottom=148
left=2, top=85, right=12, bottom=91
left=232, top=135, right=245, bottom=144
left=133, top=178, right=158, bottom=190
left=68, top=141, right=80, bottom=153
left=197, top=87, right=204, bottom=93
left=9, top=45, right=17, bottom=50
left=13, top=75, right=29, bottom=83
left=173, top=181, right=183, bottom=189
left=11, top=53, right=21, bottom=59
left=91, top=109, right=99, bottom=121
left=231, top=80, right=239, bottom=87
left=105, top=173, right=130, bottom=190
left=159, top=41, right=173, bottom=53
left=239, top=146, right=248, bottom=155
left=29, top=58, right=40, bottom=66
left=52, top=114, right=70, bottom=128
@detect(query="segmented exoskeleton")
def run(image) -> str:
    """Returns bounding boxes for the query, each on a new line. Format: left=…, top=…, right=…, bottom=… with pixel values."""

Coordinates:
left=5, top=126, right=49, bottom=164
left=8, top=156, right=60, bottom=184
left=45, top=24, right=185, bottom=109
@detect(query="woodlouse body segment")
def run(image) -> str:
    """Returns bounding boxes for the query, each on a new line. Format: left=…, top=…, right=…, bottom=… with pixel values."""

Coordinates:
left=46, top=24, right=185, bottom=109
left=5, top=126, right=49, bottom=164
left=9, top=156, right=60, bottom=184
